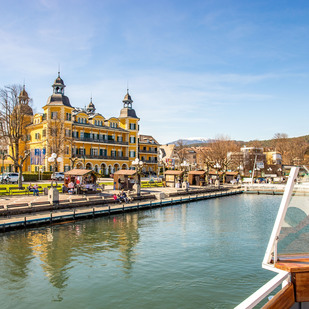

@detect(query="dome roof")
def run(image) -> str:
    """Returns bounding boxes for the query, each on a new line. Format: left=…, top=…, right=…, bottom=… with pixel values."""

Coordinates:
left=123, top=92, right=132, bottom=102
left=13, top=103, right=33, bottom=116
left=119, top=107, right=138, bottom=118
left=20, top=104, right=34, bottom=116
left=46, top=93, right=72, bottom=107
left=19, top=88, right=29, bottom=99
left=86, top=98, right=96, bottom=114
left=53, top=72, right=64, bottom=86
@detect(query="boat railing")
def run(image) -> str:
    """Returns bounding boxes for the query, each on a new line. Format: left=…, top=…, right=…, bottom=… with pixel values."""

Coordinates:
left=235, top=268, right=290, bottom=309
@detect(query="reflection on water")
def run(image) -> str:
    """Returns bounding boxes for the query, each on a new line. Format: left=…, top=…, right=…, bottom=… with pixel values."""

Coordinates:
left=0, top=195, right=281, bottom=309
left=0, top=213, right=140, bottom=303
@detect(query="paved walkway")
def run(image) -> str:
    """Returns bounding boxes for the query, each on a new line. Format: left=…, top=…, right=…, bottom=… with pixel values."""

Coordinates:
left=0, top=185, right=204, bottom=207
left=0, top=187, right=242, bottom=229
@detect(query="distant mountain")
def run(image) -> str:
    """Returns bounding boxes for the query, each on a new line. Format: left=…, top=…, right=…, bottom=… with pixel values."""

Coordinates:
left=168, top=138, right=212, bottom=145
left=168, top=134, right=309, bottom=148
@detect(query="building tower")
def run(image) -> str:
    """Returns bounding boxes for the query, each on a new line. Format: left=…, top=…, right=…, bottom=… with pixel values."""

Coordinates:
left=86, top=97, right=96, bottom=115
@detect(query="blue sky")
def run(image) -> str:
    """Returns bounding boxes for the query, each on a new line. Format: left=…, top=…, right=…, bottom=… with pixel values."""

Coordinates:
left=1, top=0, right=309, bottom=144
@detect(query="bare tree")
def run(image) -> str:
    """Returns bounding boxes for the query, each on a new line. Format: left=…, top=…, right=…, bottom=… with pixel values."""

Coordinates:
left=209, top=136, right=239, bottom=183
left=284, top=138, right=308, bottom=165
left=46, top=114, right=72, bottom=171
left=175, top=140, right=188, bottom=165
left=0, top=85, right=32, bottom=187
left=272, top=133, right=289, bottom=162
left=197, top=146, right=214, bottom=182
left=272, top=133, right=307, bottom=165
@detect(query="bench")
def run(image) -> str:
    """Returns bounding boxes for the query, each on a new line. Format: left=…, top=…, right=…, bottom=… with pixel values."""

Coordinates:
left=8, top=186, right=28, bottom=195
left=0, top=187, right=8, bottom=195
left=6, top=202, right=29, bottom=209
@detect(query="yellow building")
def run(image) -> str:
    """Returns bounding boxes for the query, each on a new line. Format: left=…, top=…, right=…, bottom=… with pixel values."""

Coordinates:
left=5, top=73, right=159, bottom=175
left=138, top=135, right=160, bottom=175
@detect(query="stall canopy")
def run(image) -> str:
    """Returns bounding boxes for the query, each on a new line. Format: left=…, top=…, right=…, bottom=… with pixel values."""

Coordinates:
left=65, top=169, right=95, bottom=176
left=164, top=170, right=184, bottom=176
left=188, top=170, right=206, bottom=176
left=114, top=170, right=137, bottom=176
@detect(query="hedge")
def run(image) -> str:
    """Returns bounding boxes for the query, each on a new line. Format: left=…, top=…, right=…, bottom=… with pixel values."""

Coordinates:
left=22, top=172, right=53, bottom=181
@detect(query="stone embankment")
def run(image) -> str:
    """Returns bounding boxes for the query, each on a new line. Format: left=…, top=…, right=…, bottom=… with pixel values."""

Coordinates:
left=0, top=186, right=242, bottom=232
left=243, top=183, right=309, bottom=195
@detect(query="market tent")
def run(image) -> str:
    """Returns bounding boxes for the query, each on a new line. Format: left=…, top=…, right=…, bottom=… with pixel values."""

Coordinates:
left=113, top=170, right=137, bottom=190
left=164, top=170, right=184, bottom=176
left=64, top=169, right=97, bottom=192
left=64, top=169, right=96, bottom=176
left=113, top=170, right=137, bottom=176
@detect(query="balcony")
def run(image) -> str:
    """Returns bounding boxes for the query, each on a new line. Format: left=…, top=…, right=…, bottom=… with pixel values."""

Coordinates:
left=143, top=160, right=158, bottom=164
left=139, top=149, right=158, bottom=154
left=75, top=154, right=129, bottom=161
left=75, top=137, right=128, bottom=145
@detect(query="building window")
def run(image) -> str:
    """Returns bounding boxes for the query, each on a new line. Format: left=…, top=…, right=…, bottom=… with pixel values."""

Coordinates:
left=129, top=123, right=136, bottom=130
left=129, top=151, right=136, bottom=158
left=110, top=122, right=118, bottom=128
left=51, top=112, right=58, bottom=119
left=130, top=136, right=136, bottom=143
left=35, top=133, right=40, bottom=140
left=66, top=113, right=71, bottom=121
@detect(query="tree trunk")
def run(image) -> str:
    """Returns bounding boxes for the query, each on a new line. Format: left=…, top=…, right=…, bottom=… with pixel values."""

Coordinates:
left=18, top=165, right=23, bottom=189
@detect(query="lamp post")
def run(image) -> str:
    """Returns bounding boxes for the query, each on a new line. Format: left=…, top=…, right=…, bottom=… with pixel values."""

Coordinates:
left=47, top=153, right=62, bottom=205
left=47, top=153, right=63, bottom=187
left=214, top=162, right=221, bottom=187
left=132, top=158, right=144, bottom=196
left=277, top=168, right=282, bottom=182
left=1, top=152, right=6, bottom=184
left=180, top=160, right=189, bottom=190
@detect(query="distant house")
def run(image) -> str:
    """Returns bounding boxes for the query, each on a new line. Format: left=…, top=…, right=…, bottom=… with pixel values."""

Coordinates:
left=159, top=144, right=179, bottom=169
left=138, top=135, right=160, bottom=175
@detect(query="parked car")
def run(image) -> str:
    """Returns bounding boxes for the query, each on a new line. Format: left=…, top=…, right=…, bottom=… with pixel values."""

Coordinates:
left=51, top=172, right=65, bottom=181
left=0, top=172, right=24, bottom=184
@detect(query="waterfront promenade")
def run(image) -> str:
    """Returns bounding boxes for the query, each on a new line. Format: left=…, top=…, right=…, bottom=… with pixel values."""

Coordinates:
left=0, top=185, right=242, bottom=232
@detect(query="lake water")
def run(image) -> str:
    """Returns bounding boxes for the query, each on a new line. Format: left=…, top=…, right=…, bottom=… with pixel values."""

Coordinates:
left=0, top=194, right=281, bottom=309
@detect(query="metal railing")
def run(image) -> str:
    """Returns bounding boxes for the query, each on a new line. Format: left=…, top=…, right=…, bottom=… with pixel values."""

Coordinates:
left=235, top=268, right=290, bottom=309
left=75, top=154, right=129, bottom=160
left=139, top=149, right=158, bottom=154
left=75, top=137, right=128, bottom=145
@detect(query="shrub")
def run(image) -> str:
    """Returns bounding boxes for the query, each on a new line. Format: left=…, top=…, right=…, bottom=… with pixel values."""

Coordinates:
left=23, top=173, right=38, bottom=181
